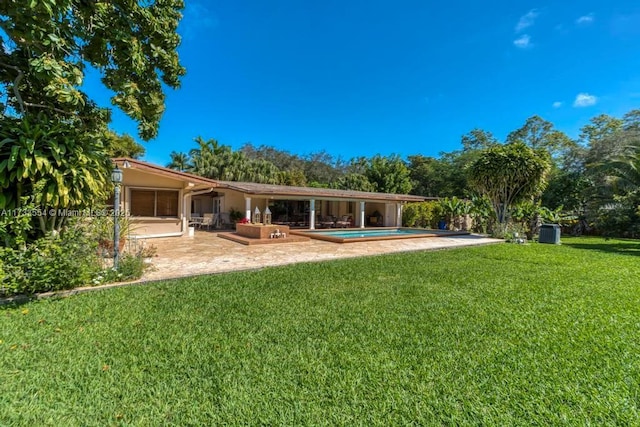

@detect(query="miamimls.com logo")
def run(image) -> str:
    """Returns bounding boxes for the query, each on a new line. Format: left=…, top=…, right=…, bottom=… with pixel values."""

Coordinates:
left=0, top=208, right=129, bottom=217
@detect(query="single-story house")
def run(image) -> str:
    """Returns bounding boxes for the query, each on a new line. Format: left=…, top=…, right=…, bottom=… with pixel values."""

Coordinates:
left=112, top=157, right=430, bottom=238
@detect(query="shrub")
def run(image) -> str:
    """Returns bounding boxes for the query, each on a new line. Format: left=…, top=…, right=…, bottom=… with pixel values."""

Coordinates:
left=0, top=223, right=102, bottom=296
left=0, top=219, right=152, bottom=297
left=594, top=194, right=640, bottom=238
left=99, top=253, right=147, bottom=284
left=403, top=201, right=441, bottom=228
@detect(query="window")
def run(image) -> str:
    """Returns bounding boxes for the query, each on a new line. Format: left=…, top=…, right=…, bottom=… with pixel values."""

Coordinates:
left=130, top=189, right=179, bottom=217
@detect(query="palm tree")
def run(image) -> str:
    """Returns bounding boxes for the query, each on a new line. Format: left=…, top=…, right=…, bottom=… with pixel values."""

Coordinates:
left=166, top=151, right=191, bottom=172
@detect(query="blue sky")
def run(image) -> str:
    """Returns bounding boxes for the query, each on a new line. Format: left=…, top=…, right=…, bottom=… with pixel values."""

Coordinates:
left=86, top=1, right=640, bottom=165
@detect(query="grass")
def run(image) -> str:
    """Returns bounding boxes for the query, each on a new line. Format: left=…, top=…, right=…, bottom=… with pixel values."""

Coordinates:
left=1, top=237, right=640, bottom=425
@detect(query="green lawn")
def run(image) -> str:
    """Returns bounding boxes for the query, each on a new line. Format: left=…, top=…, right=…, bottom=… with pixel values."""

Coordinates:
left=2, top=237, right=640, bottom=425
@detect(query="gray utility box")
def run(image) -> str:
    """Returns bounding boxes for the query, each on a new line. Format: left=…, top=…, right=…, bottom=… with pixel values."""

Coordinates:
left=539, top=224, right=561, bottom=244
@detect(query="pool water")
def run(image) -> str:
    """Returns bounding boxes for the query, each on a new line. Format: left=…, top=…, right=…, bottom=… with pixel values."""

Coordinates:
left=291, top=227, right=469, bottom=243
left=315, top=228, right=434, bottom=238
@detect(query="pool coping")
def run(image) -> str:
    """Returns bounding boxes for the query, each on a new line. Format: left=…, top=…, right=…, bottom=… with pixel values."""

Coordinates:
left=290, top=227, right=470, bottom=243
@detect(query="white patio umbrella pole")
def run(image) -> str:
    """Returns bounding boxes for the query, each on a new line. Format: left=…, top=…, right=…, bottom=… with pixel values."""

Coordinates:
left=360, top=201, right=365, bottom=228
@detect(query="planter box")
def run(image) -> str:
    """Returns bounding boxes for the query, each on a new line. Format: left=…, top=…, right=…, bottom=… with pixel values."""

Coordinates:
left=236, top=223, right=290, bottom=239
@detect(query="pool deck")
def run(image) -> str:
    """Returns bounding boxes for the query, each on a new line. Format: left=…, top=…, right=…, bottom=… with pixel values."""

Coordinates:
left=141, top=230, right=502, bottom=282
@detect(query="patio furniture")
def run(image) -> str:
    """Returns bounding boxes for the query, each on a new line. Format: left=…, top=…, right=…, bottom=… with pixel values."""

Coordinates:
left=201, top=213, right=215, bottom=230
left=189, top=216, right=204, bottom=228
left=335, top=215, right=352, bottom=228
left=317, top=215, right=336, bottom=228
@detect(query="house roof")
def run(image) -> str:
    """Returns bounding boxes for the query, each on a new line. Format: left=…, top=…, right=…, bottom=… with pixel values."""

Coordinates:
left=214, top=180, right=427, bottom=202
left=113, top=157, right=428, bottom=203
left=112, top=157, right=218, bottom=188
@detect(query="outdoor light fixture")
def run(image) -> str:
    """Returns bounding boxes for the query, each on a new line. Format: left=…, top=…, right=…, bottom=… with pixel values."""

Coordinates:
left=253, top=206, right=261, bottom=224
left=264, top=207, right=272, bottom=225
left=111, top=165, right=123, bottom=269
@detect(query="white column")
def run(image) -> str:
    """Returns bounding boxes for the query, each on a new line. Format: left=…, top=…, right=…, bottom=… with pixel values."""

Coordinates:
left=182, top=192, right=189, bottom=233
left=245, top=197, right=251, bottom=221
left=397, top=203, right=403, bottom=227
left=309, top=199, right=316, bottom=230
left=360, top=201, right=365, bottom=228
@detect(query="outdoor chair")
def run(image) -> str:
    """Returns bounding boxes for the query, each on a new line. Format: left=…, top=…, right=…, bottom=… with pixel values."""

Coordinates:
left=318, top=215, right=336, bottom=228
left=335, top=215, right=352, bottom=228
left=201, top=213, right=214, bottom=230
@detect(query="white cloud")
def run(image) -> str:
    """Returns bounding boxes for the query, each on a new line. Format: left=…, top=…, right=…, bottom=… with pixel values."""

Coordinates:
left=513, top=34, right=532, bottom=49
left=552, top=101, right=563, bottom=108
left=515, top=9, right=539, bottom=32
left=573, top=93, right=598, bottom=107
left=576, top=14, right=594, bottom=25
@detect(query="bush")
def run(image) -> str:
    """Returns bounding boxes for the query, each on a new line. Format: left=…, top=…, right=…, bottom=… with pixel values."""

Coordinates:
left=0, top=220, right=152, bottom=297
left=594, top=194, right=640, bottom=238
left=0, top=224, right=102, bottom=296
left=98, top=252, right=148, bottom=284
left=403, top=201, right=442, bottom=228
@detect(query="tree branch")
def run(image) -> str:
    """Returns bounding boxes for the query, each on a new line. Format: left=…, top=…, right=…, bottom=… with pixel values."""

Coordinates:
left=0, top=61, right=25, bottom=114
left=23, top=101, right=75, bottom=116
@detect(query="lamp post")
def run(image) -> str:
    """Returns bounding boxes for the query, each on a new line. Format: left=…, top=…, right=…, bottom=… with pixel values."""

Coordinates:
left=253, top=206, right=261, bottom=224
left=111, top=165, right=123, bottom=269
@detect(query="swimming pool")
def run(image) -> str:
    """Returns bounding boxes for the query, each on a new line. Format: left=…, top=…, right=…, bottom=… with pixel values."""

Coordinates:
left=290, top=227, right=469, bottom=243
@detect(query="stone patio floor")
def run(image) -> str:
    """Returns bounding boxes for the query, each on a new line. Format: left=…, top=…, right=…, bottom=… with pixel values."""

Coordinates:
left=141, top=230, right=502, bottom=282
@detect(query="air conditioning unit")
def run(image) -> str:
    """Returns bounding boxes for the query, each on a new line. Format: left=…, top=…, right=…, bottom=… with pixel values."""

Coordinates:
left=539, top=224, right=561, bottom=244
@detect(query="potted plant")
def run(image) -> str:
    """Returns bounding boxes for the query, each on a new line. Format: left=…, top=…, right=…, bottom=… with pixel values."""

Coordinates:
left=229, top=208, right=244, bottom=223
left=91, top=214, right=134, bottom=256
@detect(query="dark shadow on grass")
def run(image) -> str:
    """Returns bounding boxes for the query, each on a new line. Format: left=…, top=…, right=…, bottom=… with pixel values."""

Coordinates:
left=0, top=294, right=35, bottom=308
left=563, top=239, right=640, bottom=257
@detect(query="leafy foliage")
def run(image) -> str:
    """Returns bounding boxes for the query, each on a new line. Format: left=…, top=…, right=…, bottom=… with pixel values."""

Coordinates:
left=0, top=221, right=101, bottom=296
left=468, top=142, right=551, bottom=224
left=104, top=131, right=145, bottom=159
left=0, top=0, right=185, bottom=140
left=402, top=201, right=442, bottom=228
left=0, top=114, right=112, bottom=234
left=364, top=154, right=412, bottom=194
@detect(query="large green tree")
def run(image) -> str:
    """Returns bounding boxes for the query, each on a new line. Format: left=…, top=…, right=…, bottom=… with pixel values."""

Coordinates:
left=0, top=0, right=185, bottom=235
left=365, top=154, right=412, bottom=194
left=1, top=0, right=185, bottom=139
left=468, top=142, right=551, bottom=224
left=507, top=115, right=576, bottom=162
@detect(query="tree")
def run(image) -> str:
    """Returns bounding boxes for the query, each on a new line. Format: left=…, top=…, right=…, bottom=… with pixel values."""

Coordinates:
left=507, top=115, right=576, bottom=161
left=334, top=173, right=376, bottom=192
left=1, top=0, right=186, bottom=140
left=0, top=114, right=112, bottom=234
left=365, top=154, right=412, bottom=194
left=468, top=142, right=551, bottom=225
left=166, top=151, right=191, bottom=172
left=303, top=151, right=344, bottom=185
left=187, top=137, right=283, bottom=184
left=104, top=131, right=145, bottom=159
left=461, top=128, right=499, bottom=151
left=0, top=1, right=185, bottom=237
left=407, top=155, right=446, bottom=197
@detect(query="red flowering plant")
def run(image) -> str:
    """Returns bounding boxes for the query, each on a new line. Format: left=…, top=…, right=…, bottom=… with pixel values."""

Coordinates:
left=238, top=217, right=250, bottom=224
